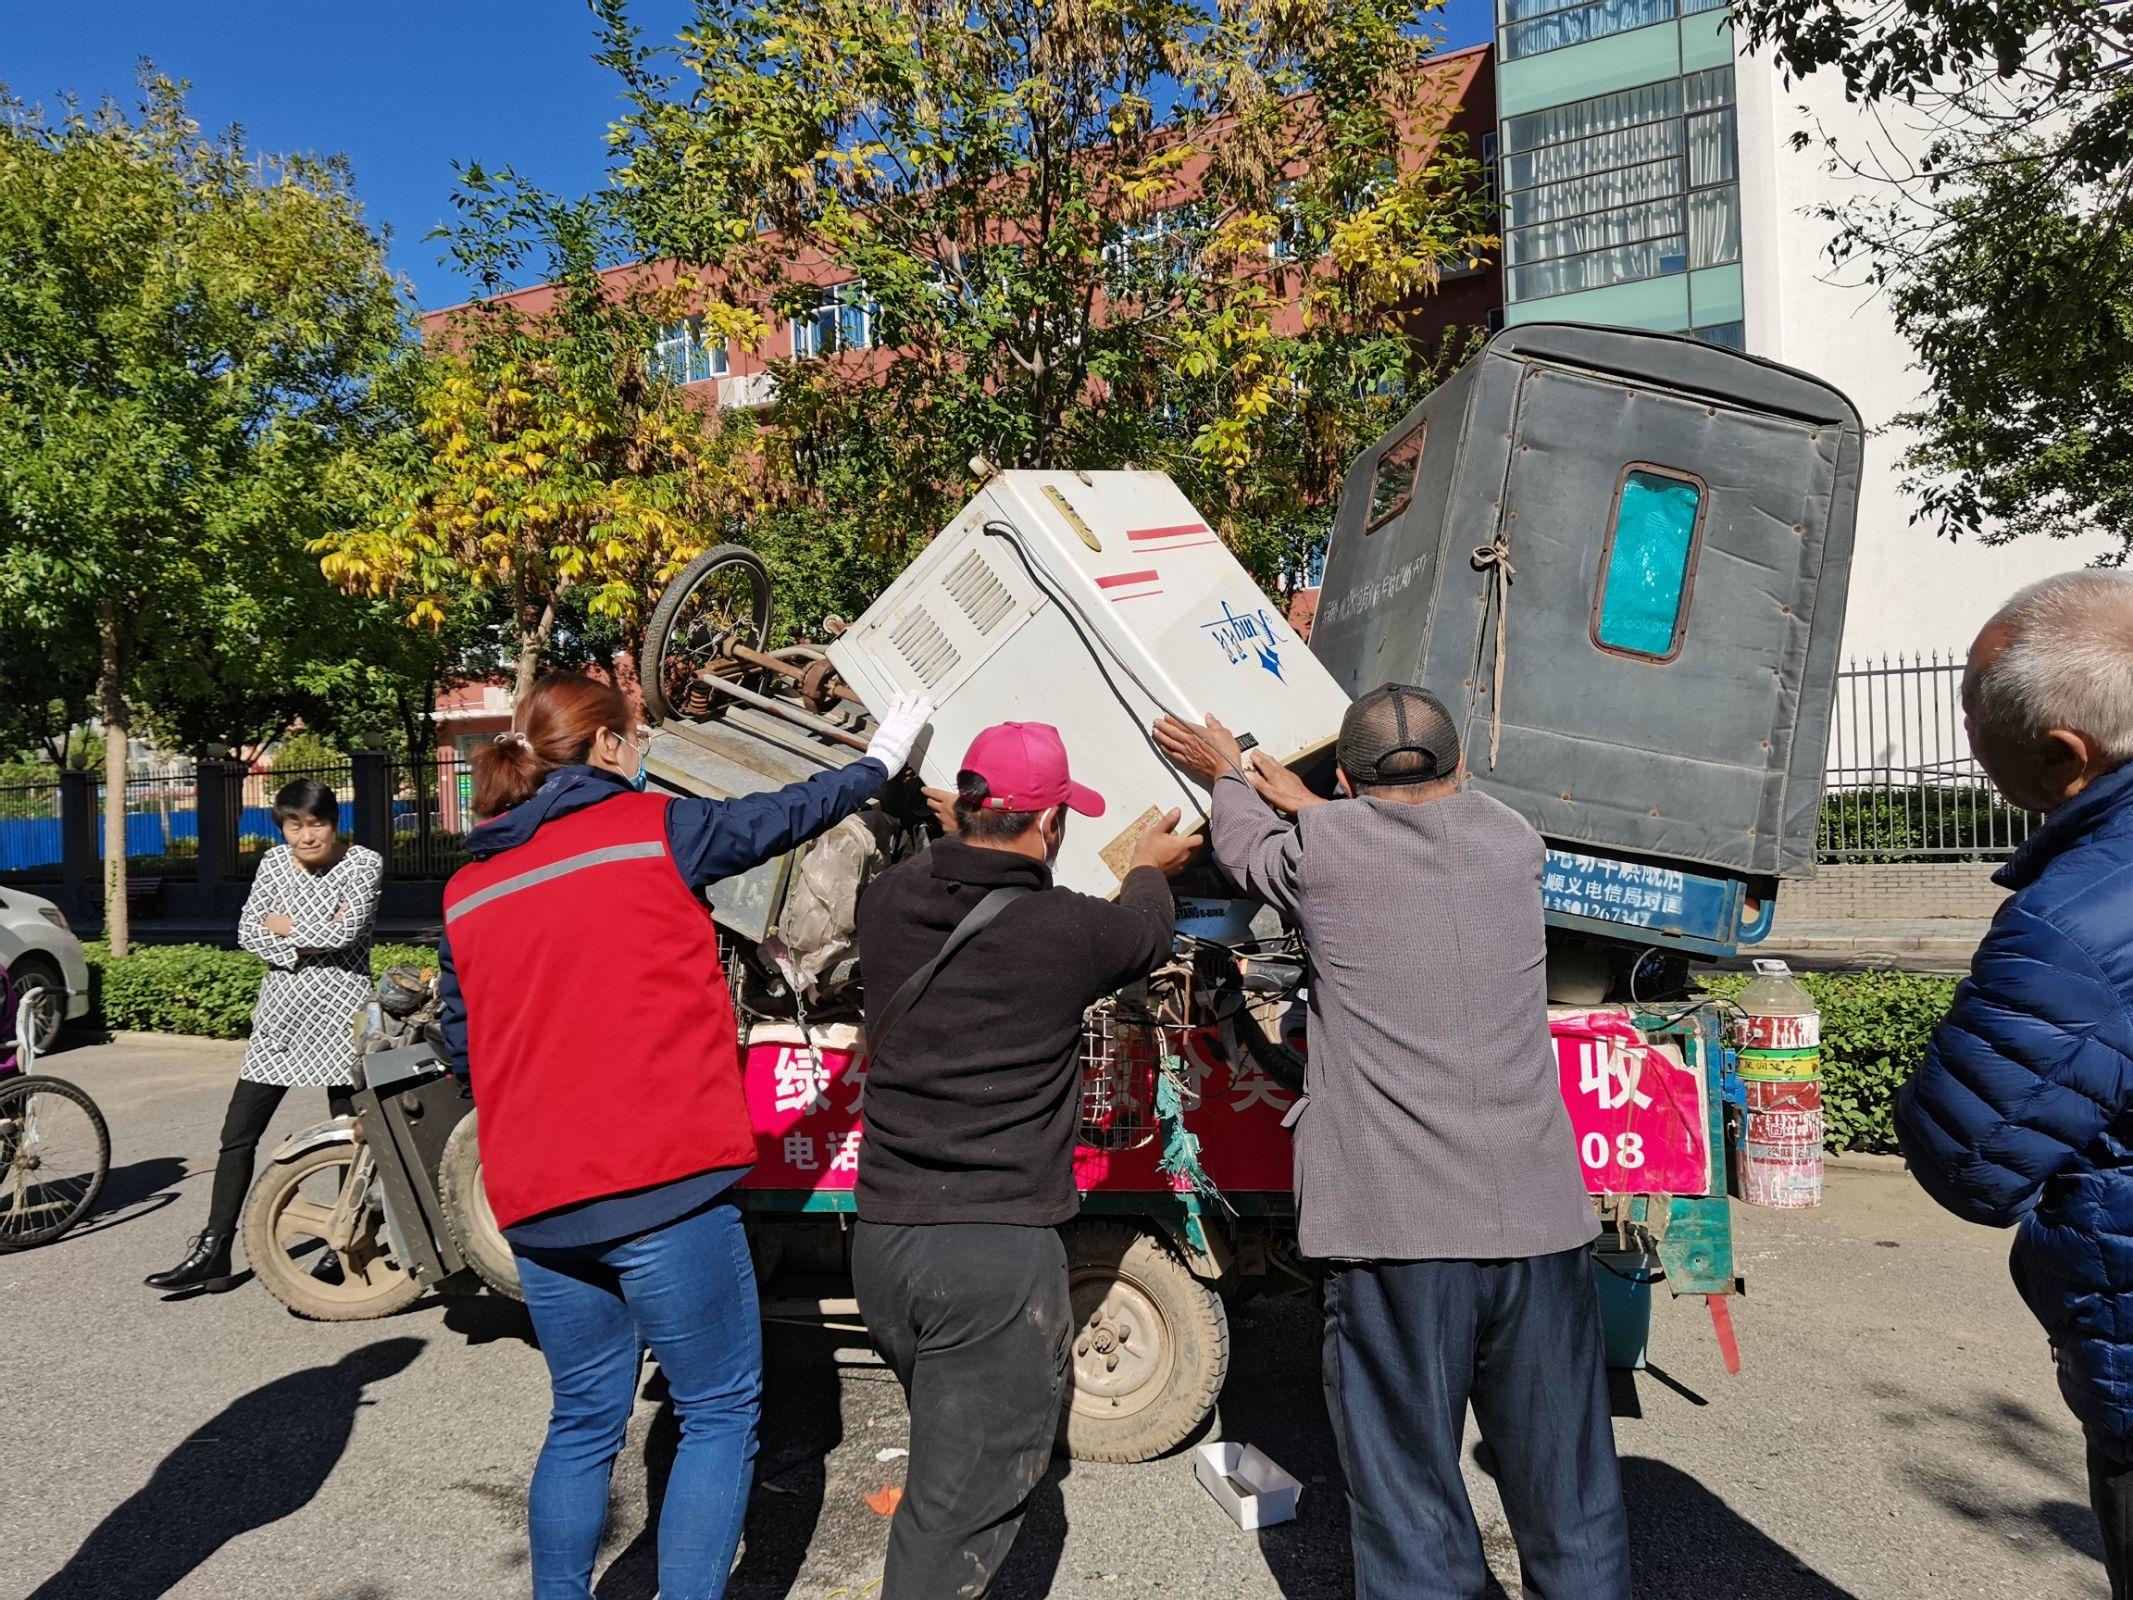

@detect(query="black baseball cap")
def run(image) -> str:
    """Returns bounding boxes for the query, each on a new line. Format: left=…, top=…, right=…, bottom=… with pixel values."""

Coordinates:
left=1337, top=684, right=1462, bottom=787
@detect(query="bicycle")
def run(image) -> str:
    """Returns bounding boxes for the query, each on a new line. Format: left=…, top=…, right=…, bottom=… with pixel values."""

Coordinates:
left=0, top=968, right=111, bottom=1250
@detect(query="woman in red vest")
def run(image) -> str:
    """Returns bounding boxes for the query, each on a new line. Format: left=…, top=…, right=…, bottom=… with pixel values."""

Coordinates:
left=438, top=672, right=929, bottom=1600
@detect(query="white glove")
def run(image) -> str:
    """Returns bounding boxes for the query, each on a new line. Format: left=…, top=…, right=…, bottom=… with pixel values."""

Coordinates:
left=866, top=692, right=934, bottom=775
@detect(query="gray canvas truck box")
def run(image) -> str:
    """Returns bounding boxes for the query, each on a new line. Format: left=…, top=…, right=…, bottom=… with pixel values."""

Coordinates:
left=1310, top=323, right=1863, bottom=887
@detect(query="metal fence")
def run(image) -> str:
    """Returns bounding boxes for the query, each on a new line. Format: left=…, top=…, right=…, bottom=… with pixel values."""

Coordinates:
left=0, top=769, right=64, bottom=881
left=104, top=760, right=205, bottom=882
left=1819, top=655, right=2041, bottom=861
left=388, top=754, right=473, bottom=879
left=0, top=754, right=477, bottom=886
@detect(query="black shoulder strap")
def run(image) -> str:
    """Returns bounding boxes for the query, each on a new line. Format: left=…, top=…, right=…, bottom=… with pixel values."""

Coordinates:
left=868, top=885, right=1034, bottom=1058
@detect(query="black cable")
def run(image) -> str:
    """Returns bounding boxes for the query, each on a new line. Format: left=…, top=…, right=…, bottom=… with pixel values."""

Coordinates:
left=978, top=520, right=1247, bottom=818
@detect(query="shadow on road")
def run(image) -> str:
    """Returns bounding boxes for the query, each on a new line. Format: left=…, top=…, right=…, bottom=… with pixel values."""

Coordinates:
left=1622, top=1457, right=1861, bottom=1597
left=1881, top=1385, right=2105, bottom=1566
left=51, top=1153, right=192, bottom=1244
left=26, top=1336, right=425, bottom=1600
left=439, top=1289, right=539, bottom=1347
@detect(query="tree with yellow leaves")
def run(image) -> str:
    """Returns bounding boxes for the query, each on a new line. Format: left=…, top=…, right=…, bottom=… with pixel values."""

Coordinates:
left=595, top=0, right=1497, bottom=595
left=321, top=177, right=761, bottom=700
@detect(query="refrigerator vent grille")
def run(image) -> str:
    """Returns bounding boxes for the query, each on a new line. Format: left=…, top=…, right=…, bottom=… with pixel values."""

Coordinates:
left=888, top=606, right=960, bottom=689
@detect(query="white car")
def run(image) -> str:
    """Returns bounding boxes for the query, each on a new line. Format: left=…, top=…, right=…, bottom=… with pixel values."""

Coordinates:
left=0, top=886, right=92, bottom=1052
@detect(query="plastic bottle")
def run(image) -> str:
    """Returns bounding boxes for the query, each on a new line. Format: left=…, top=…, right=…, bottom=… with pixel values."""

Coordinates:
left=1737, top=958, right=1819, bottom=1052
left=1734, top=959, right=1823, bottom=1208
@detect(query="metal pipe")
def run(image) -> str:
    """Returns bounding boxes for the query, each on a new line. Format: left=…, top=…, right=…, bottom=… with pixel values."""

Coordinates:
left=694, top=673, right=873, bottom=752
left=724, top=640, right=869, bottom=705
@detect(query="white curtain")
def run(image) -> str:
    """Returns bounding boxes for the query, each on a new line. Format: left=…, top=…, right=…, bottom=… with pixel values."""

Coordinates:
left=1508, top=196, right=1685, bottom=267
left=1503, top=0, right=1676, bottom=60
left=1687, top=108, right=1738, bottom=188
left=1689, top=186, right=1741, bottom=269
left=1504, top=78, right=1680, bottom=156
left=1505, top=117, right=1685, bottom=197
left=1509, top=234, right=1681, bottom=300
left=1508, top=152, right=1685, bottom=228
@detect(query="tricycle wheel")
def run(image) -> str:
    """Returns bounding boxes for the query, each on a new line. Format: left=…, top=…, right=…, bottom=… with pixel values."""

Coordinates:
left=640, top=543, right=774, bottom=724
left=438, top=1110, right=522, bottom=1300
left=1061, top=1222, right=1229, bottom=1464
left=242, top=1144, right=423, bottom=1322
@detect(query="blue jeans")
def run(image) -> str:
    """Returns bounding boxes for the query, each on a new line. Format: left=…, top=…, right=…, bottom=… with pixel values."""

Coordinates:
left=512, top=1196, right=762, bottom=1600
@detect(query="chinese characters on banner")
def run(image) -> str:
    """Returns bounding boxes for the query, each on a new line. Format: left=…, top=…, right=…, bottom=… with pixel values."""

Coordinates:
left=740, top=1014, right=1707, bottom=1201
left=738, top=1023, right=1296, bottom=1194
left=1551, top=1010, right=1710, bottom=1196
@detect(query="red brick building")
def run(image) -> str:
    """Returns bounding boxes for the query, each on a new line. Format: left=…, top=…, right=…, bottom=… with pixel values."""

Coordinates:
left=420, top=46, right=1501, bottom=412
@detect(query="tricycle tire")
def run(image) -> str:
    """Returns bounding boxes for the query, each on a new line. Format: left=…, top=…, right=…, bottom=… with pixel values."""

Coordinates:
left=242, top=1144, right=423, bottom=1322
left=1062, top=1222, right=1229, bottom=1464
left=438, top=1110, right=522, bottom=1300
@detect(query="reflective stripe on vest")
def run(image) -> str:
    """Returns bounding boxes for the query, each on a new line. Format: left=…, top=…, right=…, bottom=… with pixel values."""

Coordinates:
left=444, top=840, right=668, bottom=925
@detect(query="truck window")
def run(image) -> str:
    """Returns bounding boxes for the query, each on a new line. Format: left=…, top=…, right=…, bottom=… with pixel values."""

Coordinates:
left=1366, top=421, right=1425, bottom=533
left=1592, top=465, right=1704, bottom=661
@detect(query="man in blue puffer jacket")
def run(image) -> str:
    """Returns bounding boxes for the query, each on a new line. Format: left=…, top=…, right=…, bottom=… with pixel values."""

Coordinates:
left=1895, top=570, right=2133, bottom=1595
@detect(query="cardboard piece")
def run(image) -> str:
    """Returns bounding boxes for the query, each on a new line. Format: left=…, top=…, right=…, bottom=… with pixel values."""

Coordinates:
left=1193, top=1442, right=1303, bottom=1530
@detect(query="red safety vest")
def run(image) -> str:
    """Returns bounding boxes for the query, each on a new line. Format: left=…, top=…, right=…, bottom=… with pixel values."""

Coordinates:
left=442, top=790, right=755, bottom=1230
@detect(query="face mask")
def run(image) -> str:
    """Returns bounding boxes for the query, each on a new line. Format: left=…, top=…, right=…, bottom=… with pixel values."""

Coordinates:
left=629, top=743, right=649, bottom=792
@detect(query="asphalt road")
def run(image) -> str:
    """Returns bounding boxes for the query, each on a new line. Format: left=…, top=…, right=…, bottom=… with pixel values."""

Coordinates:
left=7, top=1035, right=2108, bottom=1600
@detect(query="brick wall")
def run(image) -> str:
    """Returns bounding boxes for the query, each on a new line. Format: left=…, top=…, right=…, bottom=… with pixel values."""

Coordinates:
left=1773, top=863, right=2009, bottom=926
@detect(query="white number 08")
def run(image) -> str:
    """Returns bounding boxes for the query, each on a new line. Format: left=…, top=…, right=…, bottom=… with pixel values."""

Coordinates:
left=1581, top=1131, right=1645, bottom=1170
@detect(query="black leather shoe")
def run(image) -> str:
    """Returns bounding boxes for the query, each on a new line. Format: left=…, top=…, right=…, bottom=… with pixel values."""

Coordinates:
left=145, top=1230, right=237, bottom=1292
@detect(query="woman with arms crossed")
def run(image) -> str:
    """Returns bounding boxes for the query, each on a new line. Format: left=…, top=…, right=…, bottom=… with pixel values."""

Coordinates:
left=147, top=777, right=382, bottom=1294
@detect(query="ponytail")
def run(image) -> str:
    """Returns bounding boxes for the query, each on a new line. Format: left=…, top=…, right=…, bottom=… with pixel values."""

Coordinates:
left=470, top=674, right=633, bottom=819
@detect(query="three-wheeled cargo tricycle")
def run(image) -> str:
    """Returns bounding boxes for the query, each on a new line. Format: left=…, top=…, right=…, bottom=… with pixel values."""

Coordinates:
left=242, top=323, right=1864, bottom=1462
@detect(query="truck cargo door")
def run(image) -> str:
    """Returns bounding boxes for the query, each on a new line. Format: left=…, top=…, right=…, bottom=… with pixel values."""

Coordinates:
left=1487, top=361, right=1844, bottom=871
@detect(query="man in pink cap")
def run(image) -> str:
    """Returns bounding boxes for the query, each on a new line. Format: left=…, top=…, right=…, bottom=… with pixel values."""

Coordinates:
left=851, top=721, right=1198, bottom=1600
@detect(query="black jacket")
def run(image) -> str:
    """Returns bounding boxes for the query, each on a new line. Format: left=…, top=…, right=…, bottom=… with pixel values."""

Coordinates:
left=854, top=837, right=1175, bottom=1225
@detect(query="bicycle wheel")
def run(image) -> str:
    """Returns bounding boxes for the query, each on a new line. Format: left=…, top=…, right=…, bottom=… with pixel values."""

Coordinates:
left=0, top=1074, right=110, bottom=1250
left=639, top=544, right=774, bottom=724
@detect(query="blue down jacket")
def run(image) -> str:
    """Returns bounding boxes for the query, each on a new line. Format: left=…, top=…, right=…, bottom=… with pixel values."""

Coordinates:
left=1895, top=760, right=2133, bottom=1439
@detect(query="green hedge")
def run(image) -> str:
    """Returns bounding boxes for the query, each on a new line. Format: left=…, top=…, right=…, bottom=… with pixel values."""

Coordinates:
left=77, top=945, right=1955, bottom=1157
left=1701, top=970, right=1956, bottom=1154
left=84, top=941, right=437, bottom=1040
left=1818, top=783, right=2035, bottom=861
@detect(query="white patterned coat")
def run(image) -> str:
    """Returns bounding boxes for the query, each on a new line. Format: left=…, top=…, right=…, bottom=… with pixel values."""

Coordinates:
left=236, top=844, right=383, bottom=1087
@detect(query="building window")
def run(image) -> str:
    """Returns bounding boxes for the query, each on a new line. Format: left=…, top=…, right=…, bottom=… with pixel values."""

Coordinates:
left=1367, top=421, right=1426, bottom=533
left=649, top=318, right=729, bottom=385
left=1692, top=321, right=1745, bottom=350
left=1103, top=203, right=1205, bottom=285
left=1500, top=68, right=1740, bottom=304
left=1271, top=182, right=1311, bottom=263
left=1501, top=0, right=1678, bottom=62
left=793, top=282, right=877, bottom=360
left=1593, top=466, right=1705, bottom=661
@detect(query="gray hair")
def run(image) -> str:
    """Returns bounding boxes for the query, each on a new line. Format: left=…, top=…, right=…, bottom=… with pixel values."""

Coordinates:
left=1975, top=571, right=2133, bottom=759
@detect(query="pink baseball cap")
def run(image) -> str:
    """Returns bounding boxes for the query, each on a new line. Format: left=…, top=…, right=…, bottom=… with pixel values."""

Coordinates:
left=961, top=722, right=1106, bottom=817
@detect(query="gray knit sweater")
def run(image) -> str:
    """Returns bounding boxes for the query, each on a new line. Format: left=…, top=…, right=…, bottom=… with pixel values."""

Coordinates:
left=1210, top=772, right=1597, bottom=1261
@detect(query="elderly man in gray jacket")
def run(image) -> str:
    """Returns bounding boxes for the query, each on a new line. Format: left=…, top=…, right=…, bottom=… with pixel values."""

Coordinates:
left=1156, top=684, right=1628, bottom=1600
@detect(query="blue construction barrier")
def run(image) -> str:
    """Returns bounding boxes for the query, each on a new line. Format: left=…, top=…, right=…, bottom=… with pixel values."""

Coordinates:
left=0, top=816, right=64, bottom=873
left=0, top=802, right=352, bottom=872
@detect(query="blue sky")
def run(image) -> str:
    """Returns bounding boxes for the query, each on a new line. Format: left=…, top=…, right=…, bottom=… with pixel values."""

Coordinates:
left=4, top=1, right=1494, bottom=312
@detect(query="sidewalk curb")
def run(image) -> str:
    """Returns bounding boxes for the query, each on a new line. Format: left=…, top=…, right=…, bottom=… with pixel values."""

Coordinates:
left=1826, top=1151, right=1908, bottom=1173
